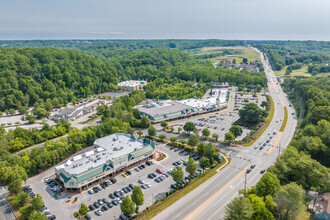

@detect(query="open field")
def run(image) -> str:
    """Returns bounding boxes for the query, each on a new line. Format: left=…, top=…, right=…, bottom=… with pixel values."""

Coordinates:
left=274, top=65, right=311, bottom=77
left=198, top=46, right=261, bottom=64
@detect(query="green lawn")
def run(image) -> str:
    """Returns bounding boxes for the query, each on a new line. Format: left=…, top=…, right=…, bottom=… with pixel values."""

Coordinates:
left=280, top=107, right=288, bottom=132
left=274, top=65, right=311, bottom=77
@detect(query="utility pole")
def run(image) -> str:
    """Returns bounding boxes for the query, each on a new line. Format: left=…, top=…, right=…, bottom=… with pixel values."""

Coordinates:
left=278, top=143, right=281, bottom=158
left=244, top=171, right=247, bottom=196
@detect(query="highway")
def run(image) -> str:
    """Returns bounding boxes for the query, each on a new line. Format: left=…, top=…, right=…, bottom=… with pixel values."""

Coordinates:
left=153, top=48, right=298, bottom=220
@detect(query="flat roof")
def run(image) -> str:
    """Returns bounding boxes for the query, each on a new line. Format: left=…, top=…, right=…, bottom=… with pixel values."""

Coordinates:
left=137, top=100, right=191, bottom=117
left=118, top=80, right=147, bottom=87
left=56, top=133, right=150, bottom=175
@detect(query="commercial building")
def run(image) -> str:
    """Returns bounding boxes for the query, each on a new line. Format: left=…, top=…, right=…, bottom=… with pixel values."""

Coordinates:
left=55, top=133, right=155, bottom=192
left=137, top=88, right=229, bottom=123
left=117, top=80, right=148, bottom=91
left=54, top=98, right=110, bottom=121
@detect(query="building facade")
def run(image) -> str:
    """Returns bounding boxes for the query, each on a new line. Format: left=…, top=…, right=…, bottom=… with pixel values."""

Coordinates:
left=55, top=133, right=155, bottom=192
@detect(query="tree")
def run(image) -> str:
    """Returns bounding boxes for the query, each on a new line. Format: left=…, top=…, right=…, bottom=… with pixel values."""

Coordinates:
left=232, top=58, right=236, bottom=64
left=20, top=204, right=34, bottom=220
left=180, top=139, right=187, bottom=145
left=159, top=134, right=166, bottom=142
left=170, top=136, right=178, bottom=144
left=8, top=178, right=22, bottom=195
left=248, top=194, right=274, bottom=220
left=171, top=166, right=184, bottom=186
left=148, top=126, right=156, bottom=137
left=29, top=212, right=48, bottom=220
left=188, top=134, right=199, bottom=146
left=13, top=192, right=29, bottom=208
left=79, top=203, right=89, bottom=216
left=160, top=121, right=168, bottom=130
left=132, top=108, right=141, bottom=119
left=199, top=157, right=210, bottom=171
left=261, top=101, right=269, bottom=110
left=186, top=157, right=197, bottom=179
left=131, top=185, right=144, bottom=209
left=183, top=122, right=195, bottom=134
left=239, top=103, right=268, bottom=125
left=224, top=196, right=254, bottom=220
left=202, top=128, right=211, bottom=138
left=229, top=125, right=243, bottom=137
left=18, top=105, right=28, bottom=115
left=140, top=116, right=151, bottom=128
left=26, top=114, right=36, bottom=124
left=137, top=129, right=143, bottom=138
left=285, top=66, right=292, bottom=75
left=31, top=194, right=44, bottom=211
left=243, top=58, right=248, bottom=64
left=274, top=182, right=305, bottom=220
left=212, top=133, right=219, bottom=141
left=120, top=196, right=135, bottom=215
left=197, top=142, right=205, bottom=155
left=225, top=132, right=235, bottom=143
left=205, top=142, right=215, bottom=160
left=255, top=172, right=280, bottom=197
left=178, top=127, right=182, bottom=133
left=170, top=126, right=174, bottom=132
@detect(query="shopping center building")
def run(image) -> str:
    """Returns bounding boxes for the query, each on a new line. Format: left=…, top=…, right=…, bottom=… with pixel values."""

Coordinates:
left=55, top=133, right=155, bottom=192
left=137, top=88, right=229, bottom=123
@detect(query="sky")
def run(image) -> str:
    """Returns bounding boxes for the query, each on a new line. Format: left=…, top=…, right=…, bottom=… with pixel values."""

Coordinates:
left=0, top=0, right=329, bottom=41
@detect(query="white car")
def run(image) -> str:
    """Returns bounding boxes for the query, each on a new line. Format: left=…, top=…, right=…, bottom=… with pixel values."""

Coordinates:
left=146, top=183, right=151, bottom=188
left=95, top=209, right=102, bottom=216
left=88, top=190, right=94, bottom=194
left=138, top=179, right=145, bottom=184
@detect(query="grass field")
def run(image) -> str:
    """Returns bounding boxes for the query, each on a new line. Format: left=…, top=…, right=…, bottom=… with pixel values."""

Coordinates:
left=280, top=107, right=288, bottom=132
left=242, top=95, right=275, bottom=147
left=198, top=46, right=261, bottom=64
left=274, top=65, right=311, bottom=77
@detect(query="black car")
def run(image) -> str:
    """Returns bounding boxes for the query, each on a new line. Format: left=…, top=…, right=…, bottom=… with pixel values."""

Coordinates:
left=172, top=162, right=178, bottom=166
left=123, top=188, right=129, bottom=193
left=148, top=173, right=155, bottom=179
left=126, top=170, right=132, bottom=175
left=114, top=191, right=120, bottom=197
left=110, top=178, right=117, bottom=184
left=171, top=184, right=177, bottom=189
left=169, top=147, right=174, bottom=150
left=129, top=184, right=134, bottom=189
left=102, top=198, right=108, bottom=203
left=88, top=205, right=94, bottom=211
left=104, top=182, right=111, bottom=187
left=109, top=193, right=116, bottom=199
left=112, top=200, right=119, bottom=206
left=126, top=187, right=131, bottom=192
left=120, top=214, right=128, bottom=220
left=84, top=214, right=91, bottom=220
left=251, top=164, right=256, bottom=169
left=48, top=215, right=56, bottom=220
left=140, top=164, right=146, bottom=169
left=101, top=205, right=108, bottom=211
left=93, top=202, right=100, bottom=208
left=92, top=187, right=99, bottom=193
left=260, top=169, right=266, bottom=174
left=100, top=183, right=106, bottom=189
left=246, top=168, right=251, bottom=174
left=22, top=187, right=32, bottom=192
left=106, top=202, right=113, bottom=208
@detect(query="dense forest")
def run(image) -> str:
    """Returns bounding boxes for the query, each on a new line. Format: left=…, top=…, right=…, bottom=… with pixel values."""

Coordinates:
left=0, top=46, right=266, bottom=113
left=253, top=41, right=330, bottom=74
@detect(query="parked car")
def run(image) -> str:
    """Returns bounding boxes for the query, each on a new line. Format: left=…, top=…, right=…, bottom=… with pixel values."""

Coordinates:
left=126, top=170, right=132, bottom=175
left=94, top=209, right=102, bottom=216
left=88, top=205, right=94, bottom=211
left=109, top=193, right=116, bottom=199
left=260, top=169, right=266, bottom=174
left=129, top=184, right=134, bottom=189
left=93, top=202, right=100, bottom=208
left=110, top=178, right=117, bottom=184
left=84, top=214, right=91, bottom=220
left=138, top=179, right=145, bottom=184
left=102, top=198, right=108, bottom=203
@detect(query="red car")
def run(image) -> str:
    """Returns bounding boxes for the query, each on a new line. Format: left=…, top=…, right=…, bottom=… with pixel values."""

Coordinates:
left=156, top=169, right=163, bottom=174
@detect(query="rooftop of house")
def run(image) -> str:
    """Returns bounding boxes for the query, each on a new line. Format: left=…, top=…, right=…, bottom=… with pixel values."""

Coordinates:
left=315, top=192, right=330, bottom=214
left=55, top=133, right=152, bottom=175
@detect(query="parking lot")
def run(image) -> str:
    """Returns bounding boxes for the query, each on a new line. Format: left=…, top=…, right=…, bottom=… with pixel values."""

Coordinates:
left=26, top=143, right=204, bottom=220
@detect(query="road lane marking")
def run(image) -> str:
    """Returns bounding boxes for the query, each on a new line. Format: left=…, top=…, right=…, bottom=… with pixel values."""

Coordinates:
left=266, top=132, right=283, bottom=154
left=183, top=165, right=251, bottom=220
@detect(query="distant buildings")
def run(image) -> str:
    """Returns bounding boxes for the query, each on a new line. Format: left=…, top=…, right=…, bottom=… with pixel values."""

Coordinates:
left=55, top=133, right=155, bottom=192
left=220, top=63, right=260, bottom=72
left=54, top=98, right=110, bottom=121
left=137, top=88, right=229, bottom=123
left=118, top=80, right=148, bottom=91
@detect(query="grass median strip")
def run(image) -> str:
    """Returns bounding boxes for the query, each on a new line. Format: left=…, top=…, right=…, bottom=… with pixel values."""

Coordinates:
left=136, top=156, right=230, bottom=220
left=242, top=95, right=275, bottom=147
left=280, top=107, right=288, bottom=132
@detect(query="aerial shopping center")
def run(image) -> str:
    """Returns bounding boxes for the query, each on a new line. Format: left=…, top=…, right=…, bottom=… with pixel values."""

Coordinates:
left=137, top=88, right=230, bottom=123
left=55, top=133, right=155, bottom=192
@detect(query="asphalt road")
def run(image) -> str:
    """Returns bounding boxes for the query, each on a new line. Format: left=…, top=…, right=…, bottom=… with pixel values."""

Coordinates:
left=152, top=48, right=297, bottom=220
left=0, top=187, right=17, bottom=220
